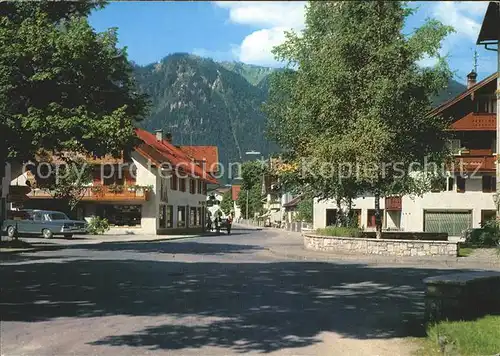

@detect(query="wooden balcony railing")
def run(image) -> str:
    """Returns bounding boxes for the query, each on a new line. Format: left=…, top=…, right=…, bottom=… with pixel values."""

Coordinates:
left=27, top=185, right=151, bottom=202
left=385, top=196, right=402, bottom=211
left=451, top=112, right=496, bottom=131
left=452, top=155, right=497, bottom=172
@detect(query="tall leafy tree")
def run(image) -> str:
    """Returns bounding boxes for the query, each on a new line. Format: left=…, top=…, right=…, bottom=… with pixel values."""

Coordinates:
left=0, top=1, right=148, bottom=228
left=0, top=0, right=148, bottom=166
left=220, top=189, right=234, bottom=215
left=237, top=184, right=264, bottom=220
left=33, top=156, right=92, bottom=212
left=265, top=1, right=454, bottom=238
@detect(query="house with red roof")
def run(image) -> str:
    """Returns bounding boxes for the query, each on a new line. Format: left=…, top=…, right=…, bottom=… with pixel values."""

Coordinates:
left=314, top=72, right=499, bottom=237
left=8, top=128, right=219, bottom=235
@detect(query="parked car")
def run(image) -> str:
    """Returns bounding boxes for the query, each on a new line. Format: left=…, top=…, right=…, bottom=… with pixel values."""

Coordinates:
left=2, top=209, right=88, bottom=239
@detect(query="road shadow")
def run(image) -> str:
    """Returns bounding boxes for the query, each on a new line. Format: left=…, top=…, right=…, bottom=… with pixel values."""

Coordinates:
left=65, top=240, right=263, bottom=255
left=0, top=256, right=487, bottom=353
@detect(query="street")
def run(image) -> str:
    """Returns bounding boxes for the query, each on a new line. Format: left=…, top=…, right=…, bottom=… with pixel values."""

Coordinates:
left=0, top=227, right=489, bottom=355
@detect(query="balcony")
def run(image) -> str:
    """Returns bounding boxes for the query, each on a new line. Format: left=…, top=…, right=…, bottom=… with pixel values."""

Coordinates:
left=450, top=112, right=496, bottom=131
left=452, top=155, right=496, bottom=172
left=27, top=185, right=151, bottom=202
left=385, top=196, right=402, bottom=211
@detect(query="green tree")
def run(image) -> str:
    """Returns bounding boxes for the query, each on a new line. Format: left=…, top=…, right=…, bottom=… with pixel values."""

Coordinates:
left=0, top=1, right=148, bottom=234
left=295, top=196, right=313, bottom=223
left=240, top=160, right=267, bottom=191
left=238, top=160, right=268, bottom=219
left=237, top=185, right=264, bottom=220
left=0, top=1, right=148, bottom=166
left=265, top=1, right=453, bottom=238
left=220, top=189, right=234, bottom=215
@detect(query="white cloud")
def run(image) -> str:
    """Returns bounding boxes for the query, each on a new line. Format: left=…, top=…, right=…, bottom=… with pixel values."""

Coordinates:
left=215, top=1, right=306, bottom=65
left=432, top=1, right=488, bottom=40
left=417, top=54, right=439, bottom=68
left=215, top=1, right=306, bottom=29
left=238, top=27, right=288, bottom=65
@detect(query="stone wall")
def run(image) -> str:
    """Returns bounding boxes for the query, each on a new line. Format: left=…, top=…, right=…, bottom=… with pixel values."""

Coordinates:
left=424, top=272, right=500, bottom=322
left=304, top=234, right=458, bottom=257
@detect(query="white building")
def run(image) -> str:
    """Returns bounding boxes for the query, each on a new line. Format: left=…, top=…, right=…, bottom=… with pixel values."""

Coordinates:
left=314, top=72, right=499, bottom=237
left=7, top=128, right=219, bottom=235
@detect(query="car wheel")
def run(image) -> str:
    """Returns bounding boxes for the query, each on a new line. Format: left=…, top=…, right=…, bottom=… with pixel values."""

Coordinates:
left=7, top=226, right=16, bottom=238
left=42, top=229, right=53, bottom=239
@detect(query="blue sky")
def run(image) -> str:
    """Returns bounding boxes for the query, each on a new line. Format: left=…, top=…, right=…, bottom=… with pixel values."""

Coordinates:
left=89, top=1, right=497, bottom=82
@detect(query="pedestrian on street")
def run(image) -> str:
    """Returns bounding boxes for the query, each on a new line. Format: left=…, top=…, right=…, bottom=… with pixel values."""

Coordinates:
left=207, top=215, right=212, bottom=232
left=215, top=215, right=220, bottom=234
left=226, top=214, right=233, bottom=235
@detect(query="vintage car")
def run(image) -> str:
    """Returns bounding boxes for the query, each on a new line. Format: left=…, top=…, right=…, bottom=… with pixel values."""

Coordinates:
left=2, top=209, right=87, bottom=239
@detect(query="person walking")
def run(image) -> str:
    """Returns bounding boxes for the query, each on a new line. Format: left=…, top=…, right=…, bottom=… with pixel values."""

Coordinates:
left=226, top=214, right=233, bottom=235
left=206, top=215, right=212, bottom=232
left=214, top=215, right=220, bottom=234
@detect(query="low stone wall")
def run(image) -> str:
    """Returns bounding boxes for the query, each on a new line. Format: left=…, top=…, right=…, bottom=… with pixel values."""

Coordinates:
left=304, top=234, right=458, bottom=257
left=424, top=271, right=500, bottom=322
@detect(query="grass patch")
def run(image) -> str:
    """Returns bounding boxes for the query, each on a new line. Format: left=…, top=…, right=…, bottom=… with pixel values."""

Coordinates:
left=458, top=244, right=475, bottom=257
left=415, top=315, right=500, bottom=356
left=316, top=226, right=363, bottom=237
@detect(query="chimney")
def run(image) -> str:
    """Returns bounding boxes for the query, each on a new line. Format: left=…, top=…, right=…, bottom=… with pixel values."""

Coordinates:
left=165, top=132, right=172, bottom=143
left=466, top=71, right=477, bottom=89
left=155, top=129, right=163, bottom=142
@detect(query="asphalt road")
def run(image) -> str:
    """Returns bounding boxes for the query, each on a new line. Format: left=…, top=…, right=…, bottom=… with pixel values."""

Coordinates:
left=0, top=227, right=487, bottom=355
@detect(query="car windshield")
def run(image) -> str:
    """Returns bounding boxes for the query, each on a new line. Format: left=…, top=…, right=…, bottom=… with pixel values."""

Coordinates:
left=46, top=213, right=69, bottom=221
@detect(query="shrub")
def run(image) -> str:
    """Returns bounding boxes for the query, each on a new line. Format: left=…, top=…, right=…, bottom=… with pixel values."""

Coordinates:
left=86, top=216, right=110, bottom=235
left=316, top=226, right=363, bottom=238
left=465, top=219, right=500, bottom=247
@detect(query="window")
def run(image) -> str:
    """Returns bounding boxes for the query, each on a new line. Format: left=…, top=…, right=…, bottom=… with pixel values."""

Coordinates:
left=203, top=182, right=207, bottom=195
left=177, top=206, right=186, bottom=227
left=456, top=175, right=466, bottom=193
left=197, top=180, right=202, bottom=194
left=447, top=177, right=454, bottom=191
left=367, top=209, right=384, bottom=228
left=481, top=210, right=496, bottom=225
left=159, top=205, right=166, bottom=228
left=482, top=175, right=496, bottom=193
left=190, top=207, right=197, bottom=226
left=179, top=178, right=186, bottom=192
left=160, top=178, right=168, bottom=202
left=190, top=179, right=196, bottom=194
left=166, top=205, right=173, bottom=228
left=326, top=209, right=337, bottom=226
left=477, top=96, right=497, bottom=113
left=170, top=175, right=178, bottom=190
left=197, top=207, right=202, bottom=226
left=47, top=212, right=69, bottom=221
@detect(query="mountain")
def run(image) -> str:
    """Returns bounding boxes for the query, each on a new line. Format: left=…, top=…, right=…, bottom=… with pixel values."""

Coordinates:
left=432, top=79, right=467, bottom=106
left=133, top=54, right=278, bottom=183
left=219, top=61, right=277, bottom=86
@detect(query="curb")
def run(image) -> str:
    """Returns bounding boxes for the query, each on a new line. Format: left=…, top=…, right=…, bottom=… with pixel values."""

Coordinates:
left=266, top=247, right=500, bottom=268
